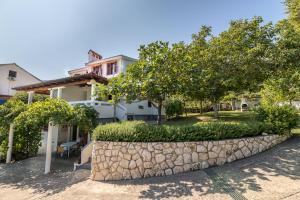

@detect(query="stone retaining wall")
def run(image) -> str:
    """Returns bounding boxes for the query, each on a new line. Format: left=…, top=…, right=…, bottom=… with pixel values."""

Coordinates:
left=91, top=135, right=289, bottom=181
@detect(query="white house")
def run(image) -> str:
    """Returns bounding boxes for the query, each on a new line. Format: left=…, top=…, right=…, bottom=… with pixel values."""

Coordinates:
left=13, top=50, right=165, bottom=173
left=0, top=63, right=41, bottom=104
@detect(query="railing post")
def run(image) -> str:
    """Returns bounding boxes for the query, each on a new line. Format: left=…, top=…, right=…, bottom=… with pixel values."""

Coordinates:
left=6, top=123, right=14, bottom=163
left=45, top=122, right=53, bottom=174
left=27, top=91, right=34, bottom=104
left=88, top=79, right=97, bottom=101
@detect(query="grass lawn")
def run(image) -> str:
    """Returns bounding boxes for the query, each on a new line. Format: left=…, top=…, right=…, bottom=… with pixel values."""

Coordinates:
left=165, top=111, right=300, bottom=136
left=164, top=111, right=256, bottom=126
left=291, top=113, right=300, bottom=135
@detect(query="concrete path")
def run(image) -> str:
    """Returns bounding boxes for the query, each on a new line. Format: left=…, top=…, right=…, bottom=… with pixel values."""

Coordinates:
left=0, top=137, right=300, bottom=200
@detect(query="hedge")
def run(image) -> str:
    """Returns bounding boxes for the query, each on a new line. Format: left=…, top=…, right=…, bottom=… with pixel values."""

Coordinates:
left=93, top=120, right=282, bottom=142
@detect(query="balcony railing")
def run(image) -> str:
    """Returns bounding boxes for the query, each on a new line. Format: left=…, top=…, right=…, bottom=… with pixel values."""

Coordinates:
left=69, top=100, right=114, bottom=119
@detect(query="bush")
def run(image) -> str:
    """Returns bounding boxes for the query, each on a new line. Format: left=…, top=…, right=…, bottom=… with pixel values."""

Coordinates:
left=11, top=92, right=47, bottom=103
left=256, top=105, right=298, bottom=133
left=165, top=100, right=184, bottom=119
left=93, top=120, right=275, bottom=142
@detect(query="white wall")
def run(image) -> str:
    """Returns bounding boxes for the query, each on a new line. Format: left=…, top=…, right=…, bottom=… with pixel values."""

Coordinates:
left=121, top=58, right=134, bottom=73
left=61, top=86, right=91, bottom=101
left=68, top=56, right=135, bottom=79
left=122, top=100, right=165, bottom=116
left=96, top=57, right=134, bottom=79
left=38, top=126, right=58, bottom=154
left=0, top=64, right=41, bottom=96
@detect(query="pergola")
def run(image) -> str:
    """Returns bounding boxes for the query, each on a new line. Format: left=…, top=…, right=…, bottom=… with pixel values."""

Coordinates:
left=7, top=73, right=108, bottom=173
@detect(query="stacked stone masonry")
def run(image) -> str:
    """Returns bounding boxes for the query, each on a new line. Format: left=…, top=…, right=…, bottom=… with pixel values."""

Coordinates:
left=91, top=135, right=289, bottom=181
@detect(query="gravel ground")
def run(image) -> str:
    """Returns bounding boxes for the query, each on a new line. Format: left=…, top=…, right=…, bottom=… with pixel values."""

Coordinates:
left=0, top=136, right=300, bottom=200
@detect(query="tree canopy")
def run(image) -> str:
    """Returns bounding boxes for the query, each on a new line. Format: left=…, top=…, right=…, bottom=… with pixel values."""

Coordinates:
left=123, top=41, right=179, bottom=124
left=0, top=97, right=98, bottom=161
left=97, top=15, right=300, bottom=122
left=285, top=0, right=300, bottom=32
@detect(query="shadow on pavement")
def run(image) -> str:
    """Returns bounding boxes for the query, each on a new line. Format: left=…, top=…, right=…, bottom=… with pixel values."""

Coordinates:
left=0, top=156, right=89, bottom=198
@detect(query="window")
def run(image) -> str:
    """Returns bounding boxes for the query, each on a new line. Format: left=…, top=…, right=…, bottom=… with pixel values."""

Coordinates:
left=138, top=105, right=144, bottom=109
left=8, top=70, right=17, bottom=79
left=107, top=62, right=118, bottom=75
left=93, top=65, right=102, bottom=75
left=107, top=64, right=113, bottom=75
left=148, top=101, right=152, bottom=108
left=114, top=64, right=118, bottom=73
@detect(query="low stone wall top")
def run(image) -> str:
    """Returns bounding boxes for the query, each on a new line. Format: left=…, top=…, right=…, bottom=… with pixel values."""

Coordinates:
left=91, top=135, right=289, bottom=181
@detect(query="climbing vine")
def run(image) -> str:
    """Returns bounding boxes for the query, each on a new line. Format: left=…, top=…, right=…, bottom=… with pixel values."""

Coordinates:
left=13, top=99, right=74, bottom=158
left=0, top=99, right=27, bottom=160
left=0, top=96, right=98, bottom=161
left=71, top=104, right=98, bottom=133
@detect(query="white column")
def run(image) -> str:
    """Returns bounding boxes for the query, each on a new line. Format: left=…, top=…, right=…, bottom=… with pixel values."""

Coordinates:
left=45, top=123, right=53, bottom=174
left=57, top=87, right=63, bottom=99
left=45, top=88, right=56, bottom=174
left=6, top=124, right=14, bottom=163
left=49, top=89, right=54, bottom=99
left=27, top=91, right=34, bottom=104
left=67, top=125, right=71, bottom=142
left=89, top=80, right=96, bottom=101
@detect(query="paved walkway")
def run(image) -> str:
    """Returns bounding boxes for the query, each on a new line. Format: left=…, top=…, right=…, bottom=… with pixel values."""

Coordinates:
left=0, top=137, right=300, bottom=200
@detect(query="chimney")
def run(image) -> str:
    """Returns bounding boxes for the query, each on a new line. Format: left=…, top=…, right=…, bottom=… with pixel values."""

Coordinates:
left=88, top=50, right=102, bottom=63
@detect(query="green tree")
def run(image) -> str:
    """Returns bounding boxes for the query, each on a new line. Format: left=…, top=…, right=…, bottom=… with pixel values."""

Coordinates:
left=184, top=26, right=211, bottom=114
left=273, top=20, right=300, bottom=74
left=261, top=70, right=300, bottom=106
left=96, top=75, right=125, bottom=121
left=165, top=99, right=184, bottom=119
left=11, top=92, right=47, bottom=103
left=201, top=17, right=275, bottom=117
left=124, top=41, right=178, bottom=124
left=71, top=104, right=98, bottom=134
left=13, top=99, right=74, bottom=158
left=0, top=99, right=27, bottom=160
left=222, top=91, right=239, bottom=110
left=285, top=0, right=300, bottom=32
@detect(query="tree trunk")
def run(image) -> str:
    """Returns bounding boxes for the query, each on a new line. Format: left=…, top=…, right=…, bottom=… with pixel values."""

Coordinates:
left=157, top=101, right=162, bottom=125
left=231, top=99, right=236, bottom=110
left=213, top=102, right=219, bottom=118
left=289, top=99, right=293, bottom=106
left=200, top=100, right=203, bottom=114
left=183, top=101, right=188, bottom=117
left=113, top=104, right=117, bottom=122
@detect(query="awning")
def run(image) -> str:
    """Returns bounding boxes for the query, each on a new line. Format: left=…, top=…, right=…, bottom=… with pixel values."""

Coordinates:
left=13, top=73, right=108, bottom=94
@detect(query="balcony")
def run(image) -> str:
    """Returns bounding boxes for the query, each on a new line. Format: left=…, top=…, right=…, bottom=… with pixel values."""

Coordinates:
left=69, top=100, right=114, bottom=119
left=68, top=100, right=128, bottom=121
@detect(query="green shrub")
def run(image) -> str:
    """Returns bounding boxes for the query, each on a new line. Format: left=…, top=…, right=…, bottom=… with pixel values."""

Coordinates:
left=165, top=100, right=184, bottom=119
left=93, top=120, right=275, bottom=142
left=256, top=105, right=298, bottom=133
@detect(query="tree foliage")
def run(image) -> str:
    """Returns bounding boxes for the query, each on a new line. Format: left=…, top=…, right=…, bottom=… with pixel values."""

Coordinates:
left=71, top=104, right=99, bottom=132
left=0, top=97, right=98, bottom=161
left=0, top=99, right=27, bottom=160
left=124, top=41, right=179, bottom=124
left=285, top=0, right=300, bottom=32
left=96, top=75, right=126, bottom=121
left=261, top=70, right=300, bottom=106
left=12, top=99, right=73, bottom=158
left=11, top=92, right=47, bottom=104
left=186, top=17, right=276, bottom=117
left=165, top=99, right=184, bottom=119
left=78, top=6, right=300, bottom=128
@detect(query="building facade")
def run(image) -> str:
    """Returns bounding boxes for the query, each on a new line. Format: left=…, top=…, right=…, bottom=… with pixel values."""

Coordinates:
left=0, top=63, right=41, bottom=104
left=14, top=50, right=164, bottom=158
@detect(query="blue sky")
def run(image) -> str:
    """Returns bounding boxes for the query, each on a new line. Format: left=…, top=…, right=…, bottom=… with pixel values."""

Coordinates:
left=0, top=0, right=286, bottom=80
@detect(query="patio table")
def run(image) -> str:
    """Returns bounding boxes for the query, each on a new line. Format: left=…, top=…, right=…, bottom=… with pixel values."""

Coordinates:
left=60, top=141, right=77, bottom=158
